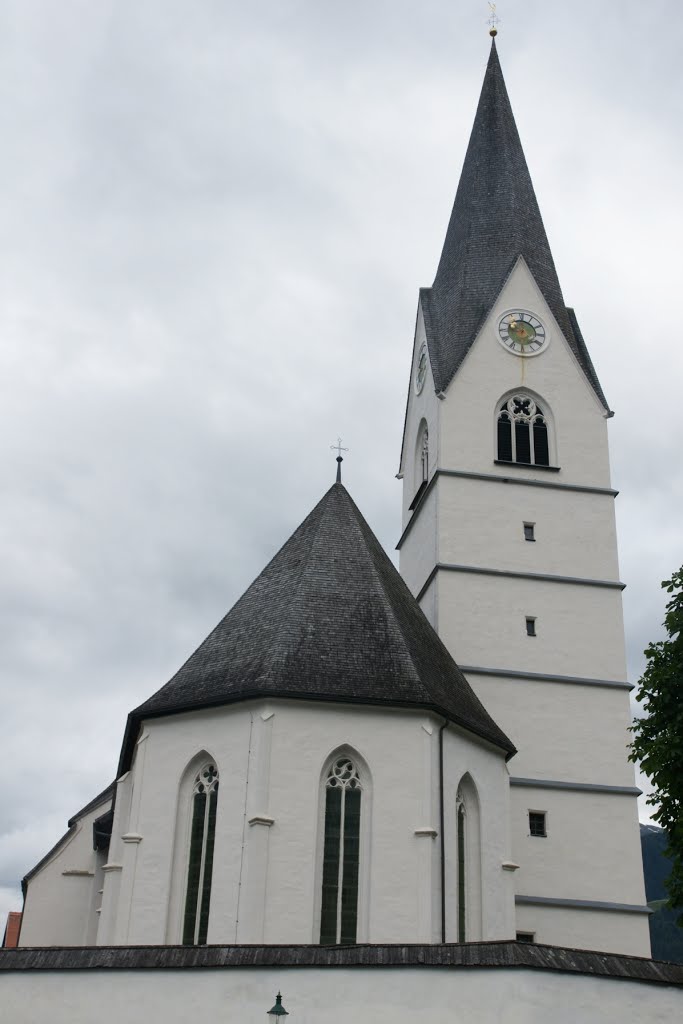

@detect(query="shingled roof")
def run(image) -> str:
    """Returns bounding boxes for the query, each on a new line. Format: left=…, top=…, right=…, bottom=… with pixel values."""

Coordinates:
left=118, top=482, right=514, bottom=772
left=422, top=40, right=608, bottom=409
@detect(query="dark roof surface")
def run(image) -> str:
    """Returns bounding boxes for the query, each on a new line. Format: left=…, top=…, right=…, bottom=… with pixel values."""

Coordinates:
left=2, top=941, right=682, bottom=986
left=119, top=482, right=514, bottom=771
left=422, top=41, right=608, bottom=409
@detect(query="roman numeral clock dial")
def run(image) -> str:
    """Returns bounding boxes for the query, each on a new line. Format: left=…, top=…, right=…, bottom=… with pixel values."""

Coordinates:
left=497, top=310, right=548, bottom=357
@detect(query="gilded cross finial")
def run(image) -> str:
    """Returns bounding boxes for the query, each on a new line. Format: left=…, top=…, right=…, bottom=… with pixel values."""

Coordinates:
left=487, top=2, right=500, bottom=37
left=330, top=437, right=349, bottom=483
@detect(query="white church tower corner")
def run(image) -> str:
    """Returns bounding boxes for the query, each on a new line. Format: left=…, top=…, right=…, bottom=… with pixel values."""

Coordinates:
left=398, top=39, right=649, bottom=957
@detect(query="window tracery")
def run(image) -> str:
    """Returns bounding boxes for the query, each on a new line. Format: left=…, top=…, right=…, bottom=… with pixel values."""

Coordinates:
left=497, top=394, right=550, bottom=467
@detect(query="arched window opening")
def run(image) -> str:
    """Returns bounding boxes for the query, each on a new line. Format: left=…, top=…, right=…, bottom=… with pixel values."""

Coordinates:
left=420, top=428, right=429, bottom=484
left=320, top=757, right=362, bottom=945
left=457, top=801, right=466, bottom=942
left=182, top=763, right=219, bottom=946
left=497, top=395, right=550, bottom=467
left=451, top=775, right=481, bottom=943
left=410, top=421, right=430, bottom=510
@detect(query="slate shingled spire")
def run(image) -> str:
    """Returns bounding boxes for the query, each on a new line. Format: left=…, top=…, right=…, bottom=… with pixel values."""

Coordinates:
left=118, top=482, right=514, bottom=772
left=422, top=40, right=608, bottom=409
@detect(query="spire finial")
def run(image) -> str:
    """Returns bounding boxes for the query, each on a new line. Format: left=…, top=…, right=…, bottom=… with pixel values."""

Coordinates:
left=330, top=437, right=349, bottom=483
left=487, top=2, right=499, bottom=37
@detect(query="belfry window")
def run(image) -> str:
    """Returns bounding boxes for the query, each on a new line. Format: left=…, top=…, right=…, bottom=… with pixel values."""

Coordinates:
left=182, top=763, right=219, bottom=945
left=497, top=395, right=550, bottom=467
left=320, top=756, right=362, bottom=945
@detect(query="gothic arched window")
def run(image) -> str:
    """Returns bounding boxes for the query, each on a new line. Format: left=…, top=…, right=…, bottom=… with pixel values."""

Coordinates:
left=453, top=775, right=482, bottom=943
left=320, top=756, right=362, bottom=945
left=497, top=394, right=550, bottom=467
left=182, top=762, right=219, bottom=946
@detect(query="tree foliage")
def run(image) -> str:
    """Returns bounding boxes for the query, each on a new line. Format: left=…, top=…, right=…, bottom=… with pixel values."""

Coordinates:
left=630, top=567, right=683, bottom=918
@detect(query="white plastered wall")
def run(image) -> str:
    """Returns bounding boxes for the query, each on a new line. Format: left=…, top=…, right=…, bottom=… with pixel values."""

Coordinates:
left=437, top=259, right=613, bottom=490
left=437, top=573, right=627, bottom=680
left=399, top=301, right=440, bottom=522
left=3, top=964, right=682, bottom=1024
left=97, top=700, right=512, bottom=947
left=20, top=795, right=112, bottom=947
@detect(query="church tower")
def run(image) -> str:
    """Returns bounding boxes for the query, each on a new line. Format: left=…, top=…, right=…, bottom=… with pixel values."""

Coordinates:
left=398, top=41, right=650, bottom=956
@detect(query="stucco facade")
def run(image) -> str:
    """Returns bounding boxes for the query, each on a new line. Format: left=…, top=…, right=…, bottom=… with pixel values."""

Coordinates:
left=95, top=702, right=514, bottom=946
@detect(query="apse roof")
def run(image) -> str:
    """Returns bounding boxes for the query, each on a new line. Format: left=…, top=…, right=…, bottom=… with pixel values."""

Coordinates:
left=118, top=481, right=514, bottom=772
left=421, top=40, right=608, bottom=410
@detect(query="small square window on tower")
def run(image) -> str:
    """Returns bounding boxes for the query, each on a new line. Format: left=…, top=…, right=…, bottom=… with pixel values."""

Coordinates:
left=529, top=811, right=547, bottom=837
left=516, top=931, right=535, bottom=943
left=523, top=522, right=535, bottom=542
left=525, top=617, right=536, bottom=636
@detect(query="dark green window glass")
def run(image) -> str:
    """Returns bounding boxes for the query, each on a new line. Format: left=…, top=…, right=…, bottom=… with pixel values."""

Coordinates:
left=340, top=787, right=361, bottom=944
left=182, top=764, right=219, bottom=946
left=320, top=788, right=342, bottom=944
left=457, top=803, right=466, bottom=943
left=319, top=757, right=362, bottom=945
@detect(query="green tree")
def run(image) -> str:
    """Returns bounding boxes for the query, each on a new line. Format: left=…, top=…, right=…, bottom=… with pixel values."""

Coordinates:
left=630, top=567, right=683, bottom=920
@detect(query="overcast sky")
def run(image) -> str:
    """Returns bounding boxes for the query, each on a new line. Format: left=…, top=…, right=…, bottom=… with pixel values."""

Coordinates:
left=1, top=1, right=681, bottom=926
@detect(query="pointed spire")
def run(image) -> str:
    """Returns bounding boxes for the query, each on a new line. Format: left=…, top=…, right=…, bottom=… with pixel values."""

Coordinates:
left=422, top=40, right=608, bottom=408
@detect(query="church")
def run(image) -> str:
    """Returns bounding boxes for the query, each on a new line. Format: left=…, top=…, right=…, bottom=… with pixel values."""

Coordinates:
left=3, top=35, right=682, bottom=1022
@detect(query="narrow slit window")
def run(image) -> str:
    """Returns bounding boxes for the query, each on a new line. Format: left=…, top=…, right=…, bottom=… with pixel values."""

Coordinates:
left=523, top=523, right=535, bottom=542
left=526, top=617, right=536, bottom=637
left=529, top=811, right=547, bottom=837
left=320, top=757, right=362, bottom=945
left=516, top=931, right=535, bottom=943
left=183, top=764, right=219, bottom=945
left=457, top=802, right=466, bottom=942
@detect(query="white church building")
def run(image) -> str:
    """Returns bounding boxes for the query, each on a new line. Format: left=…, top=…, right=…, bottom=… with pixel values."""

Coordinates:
left=3, top=36, right=682, bottom=1023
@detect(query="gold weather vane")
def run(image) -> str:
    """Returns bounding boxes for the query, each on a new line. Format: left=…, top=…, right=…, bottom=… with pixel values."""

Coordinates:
left=330, top=437, right=349, bottom=483
left=487, top=2, right=500, bottom=37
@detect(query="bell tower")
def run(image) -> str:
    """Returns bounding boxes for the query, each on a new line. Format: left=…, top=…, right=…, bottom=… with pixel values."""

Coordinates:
left=398, top=40, right=650, bottom=956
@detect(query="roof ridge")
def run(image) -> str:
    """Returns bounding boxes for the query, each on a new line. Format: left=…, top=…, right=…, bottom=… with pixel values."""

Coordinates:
left=260, top=484, right=343, bottom=684
left=341, top=492, right=425, bottom=688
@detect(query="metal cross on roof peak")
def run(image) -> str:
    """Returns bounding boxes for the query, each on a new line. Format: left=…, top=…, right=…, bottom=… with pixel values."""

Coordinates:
left=487, top=2, right=500, bottom=36
left=330, top=437, right=349, bottom=483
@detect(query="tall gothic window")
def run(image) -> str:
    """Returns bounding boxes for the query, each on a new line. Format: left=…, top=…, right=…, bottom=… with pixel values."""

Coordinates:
left=182, top=763, right=219, bottom=946
left=320, top=756, right=362, bottom=945
left=497, top=394, right=550, bottom=467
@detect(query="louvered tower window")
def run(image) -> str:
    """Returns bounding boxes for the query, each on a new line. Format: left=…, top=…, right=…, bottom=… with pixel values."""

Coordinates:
left=320, top=757, right=362, bottom=944
left=497, top=395, right=550, bottom=467
left=182, top=763, right=219, bottom=945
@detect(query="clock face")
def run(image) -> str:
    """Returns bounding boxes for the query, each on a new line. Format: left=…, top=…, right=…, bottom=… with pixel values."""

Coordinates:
left=497, top=310, right=547, bottom=356
left=415, top=345, right=427, bottom=393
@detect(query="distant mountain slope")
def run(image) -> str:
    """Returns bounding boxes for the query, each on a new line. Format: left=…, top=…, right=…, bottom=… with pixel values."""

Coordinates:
left=641, top=823, right=683, bottom=963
